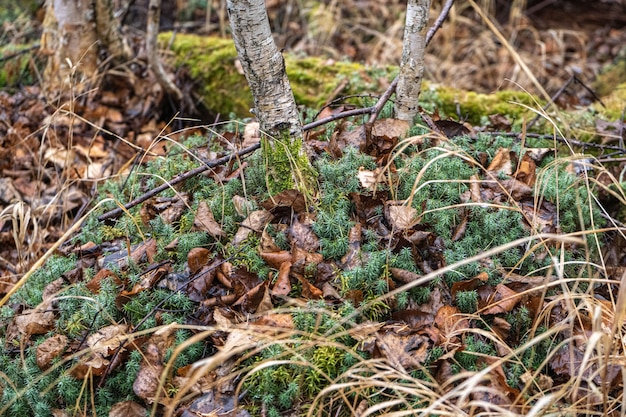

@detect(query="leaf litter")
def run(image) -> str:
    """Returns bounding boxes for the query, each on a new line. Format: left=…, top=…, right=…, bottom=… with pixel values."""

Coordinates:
left=1, top=5, right=626, bottom=414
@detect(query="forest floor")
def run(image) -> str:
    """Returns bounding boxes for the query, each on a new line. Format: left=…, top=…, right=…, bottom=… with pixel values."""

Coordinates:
left=1, top=1, right=626, bottom=416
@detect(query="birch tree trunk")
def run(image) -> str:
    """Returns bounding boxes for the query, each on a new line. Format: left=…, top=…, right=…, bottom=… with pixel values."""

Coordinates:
left=394, top=0, right=431, bottom=122
left=226, top=0, right=316, bottom=195
left=40, top=0, right=129, bottom=96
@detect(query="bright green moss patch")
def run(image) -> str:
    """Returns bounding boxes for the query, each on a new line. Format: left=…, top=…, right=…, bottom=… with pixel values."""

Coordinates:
left=162, top=33, right=390, bottom=116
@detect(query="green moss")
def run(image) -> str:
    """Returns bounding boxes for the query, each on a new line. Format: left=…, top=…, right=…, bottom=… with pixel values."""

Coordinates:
left=162, top=33, right=390, bottom=116
left=261, top=133, right=318, bottom=196
left=0, top=43, right=39, bottom=88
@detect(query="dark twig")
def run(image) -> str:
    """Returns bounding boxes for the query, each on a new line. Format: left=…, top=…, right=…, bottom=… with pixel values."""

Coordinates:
left=491, top=131, right=626, bottom=154
left=304, top=0, right=455, bottom=130
left=303, top=107, right=376, bottom=131
left=97, top=143, right=261, bottom=221
left=527, top=74, right=606, bottom=130
left=527, top=75, right=574, bottom=129
left=426, top=0, right=455, bottom=46
left=0, top=44, right=40, bottom=63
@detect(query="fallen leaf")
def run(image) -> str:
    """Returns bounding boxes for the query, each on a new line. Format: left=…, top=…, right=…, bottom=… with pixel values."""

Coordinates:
left=232, top=210, right=272, bottom=245
left=109, top=401, right=147, bottom=417
left=15, top=301, right=55, bottom=336
left=487, top=148, right=514, bottom=175
left=375, top=326, right=430, bottom=369
left=385, top=201, right=418, bottom=230
left=188, top=247, right=211, bottom=275
left=480, top=284, right=521, bottom=314
left=357, top=167, right=383, bottom=190
left=36, top=334, right=68, bottom=370
left=271, top=261, right=292, bottom=296
left=194, top=201, right=226, bottom=239
left=513, top=151, right=537, bottom=186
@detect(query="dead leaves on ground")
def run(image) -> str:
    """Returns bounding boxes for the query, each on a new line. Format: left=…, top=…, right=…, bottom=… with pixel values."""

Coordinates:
left=2, top=112, right=624, bottom=416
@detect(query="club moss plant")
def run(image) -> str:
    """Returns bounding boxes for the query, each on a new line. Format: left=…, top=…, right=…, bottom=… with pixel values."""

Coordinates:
left=1, top=103, right=612, bottom=415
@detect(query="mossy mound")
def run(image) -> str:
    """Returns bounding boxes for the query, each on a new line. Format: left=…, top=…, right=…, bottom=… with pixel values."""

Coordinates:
left=162, top=33, right=387, bottom=117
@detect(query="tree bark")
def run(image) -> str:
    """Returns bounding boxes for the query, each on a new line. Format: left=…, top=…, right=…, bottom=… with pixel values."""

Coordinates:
left=226, top=0, right=301, bottom=138
left=226, top=0, right=316, bottom=195
left=40, top=0, right=129, bottom=96
left=395, top=0, right=431, bottom=122
left=147, top=0, right=183, bottom=101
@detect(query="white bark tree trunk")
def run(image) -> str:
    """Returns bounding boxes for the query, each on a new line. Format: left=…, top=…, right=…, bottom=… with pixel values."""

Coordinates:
left=226, top=0, right=316, bottom=195
left=394, top=0, right=431, bottom=122
left=40, top=0, right=129, bottom=96
left=226, top=0, right=301, bottom=138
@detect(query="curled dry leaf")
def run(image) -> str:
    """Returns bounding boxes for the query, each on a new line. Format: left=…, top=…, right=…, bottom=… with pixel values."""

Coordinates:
left=357, top=167, right=382, bottom=190
left=288, top=215, right=319, bottom=252
left=15, top=301, right=55, bottom=336
left=376, top=329, right=431, bottom=370
left=260, top=189, right=306, bottom=213
left=233, top=195, right=255, bottom=217
left=133, top=324, right=176, bottom=403
left=390, top=267, right=420, bottom=284
left=513, top=151, right=537, bottom=186
left=86, top=268, right=122, bottom=293
left=194, top=201, right=226, bottom=239
left=435, top=305, right=470, bottom=339
left=188, top=247, right=211, bottom=275
left=261, top=250, right=291, bottom=269
left=487, top=147, right=514, bottom=176
left=72, top=324, right=130, bottom=378
left=242, top=121, right=260, bottom=147
left=271, top=261, right=292, bottom=296
left=480, top=284, right=521, bottom=315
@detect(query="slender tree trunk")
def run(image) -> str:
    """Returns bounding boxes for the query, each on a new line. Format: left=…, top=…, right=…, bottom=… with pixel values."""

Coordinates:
left=226, top=0, right=300, bottom=138
left=226, top=0, right=315, bottom=195
left=395, top=0, right=431, bottom=122
left=41, top=0, right=129, bottom=96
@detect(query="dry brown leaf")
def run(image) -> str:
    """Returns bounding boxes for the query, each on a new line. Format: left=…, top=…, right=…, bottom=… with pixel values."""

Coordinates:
left=487, top=148, right=513, bottom=175
left=295, top=273, right=323, bottom=299
left=15, top=301, right=55, bottom=336
left=232, top=210, right=272, bottom=245
left=375, top=326, right=430, bottom=369
left=232, top=195, right=254, bottom=217
left=133, top=324, right=176, bottom=403
left=255, top=313, right=294, bottom=330
left=108, top=401, right=148, bottom=417
left=385, top=202, right=418, bottom=230
left=435, top=305, right=470, bottom=337
left=242, top=121, right=260, bottom=147
left=188, top=247, right=211, bottom=274
left=271, top=261, right=292, bottom=296
left=159, top=194, right=188, bottom=224
left=72, top=324, right=130, bottom=378
left=260, top=189, right=306, bottom=213
left=357, top=167, right=382, bottom=190
left=194, top=201, right=226, bottom=239
left=514, top=151, right=537, bottom=186
left=288, top=215, right=319, bottom=252
left=390, top=267, right=420, bottom=284
left=36, top=334, right=68, bottom=370
left=371, top=118, right=410, bottom=139
left=469, top=174, right=482, bottom=203
left=261, top=250, right=291, bottom=269
left=481, top=284, right=521, bottom=315
left=86, top=268, right=122, bottom=293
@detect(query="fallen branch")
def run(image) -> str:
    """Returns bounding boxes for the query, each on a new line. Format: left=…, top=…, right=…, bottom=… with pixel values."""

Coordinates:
left=97, top=143, right=261, bottom=221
